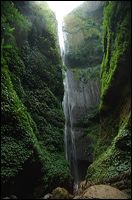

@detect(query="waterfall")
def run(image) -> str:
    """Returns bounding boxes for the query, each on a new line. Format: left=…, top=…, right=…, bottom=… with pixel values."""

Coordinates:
left=56, top=13, right=80, bottom=187
left=56, top=14, right=65, bottom=59
left=56, top=12, right=100, bottom=190
left=63, top=70, right=80, bottom=188
left=56, top=14, right=69, bottom=165
left=63, top=70, right=100, bottom=188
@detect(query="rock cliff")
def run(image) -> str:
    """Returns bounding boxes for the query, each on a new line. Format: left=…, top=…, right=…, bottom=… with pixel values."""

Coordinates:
left=1, top=1, right=72, bottom=198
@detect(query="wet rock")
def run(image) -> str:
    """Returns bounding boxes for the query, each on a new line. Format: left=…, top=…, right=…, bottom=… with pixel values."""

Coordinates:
left=52, top=187, right=70, bottom=199
left=82, top=184, right=129, bottom=199
left=2, top=195, right=17, bottom=199
left=10, top=195, right=17, bottom=199
left=73, top=195, right=81, bottom=199
left=76, top=181, right=86, bottom=195
left=69, top=194, right=74, bottom=199
left=42, top=193, right=52, bottom=199
left=77, top=180, right=95, bottom=196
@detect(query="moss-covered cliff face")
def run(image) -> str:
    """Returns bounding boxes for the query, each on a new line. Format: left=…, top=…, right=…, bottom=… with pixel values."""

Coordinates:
left=63, top=1, right=104, bottom=68
left=1, top=1, right=72, bottom=198
left=86, top=1, right=131, bottom=194
left=63, top=1, right=131, bottom=195
left=1, top=1, right=131, bottom=198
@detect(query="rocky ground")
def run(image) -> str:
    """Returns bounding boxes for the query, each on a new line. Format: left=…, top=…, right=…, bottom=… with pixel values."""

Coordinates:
left=3, top=179, right=131, bottom=199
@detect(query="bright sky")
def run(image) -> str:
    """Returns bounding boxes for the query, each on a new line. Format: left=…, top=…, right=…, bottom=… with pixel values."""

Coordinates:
left=47, top=1, right=84, bottom=19
left=46, top=1, right=84, bottom=52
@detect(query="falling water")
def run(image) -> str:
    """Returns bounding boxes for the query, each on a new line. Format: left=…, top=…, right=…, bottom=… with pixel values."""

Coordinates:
left=63, top=69, right=100, bottom=189
left=56, top=13, right=80, bottom=187
left=56, top=12, right=100, bottom=190
left=56, top=14, right=65, bottom=58
left=56, top=14, right=69, bottom=163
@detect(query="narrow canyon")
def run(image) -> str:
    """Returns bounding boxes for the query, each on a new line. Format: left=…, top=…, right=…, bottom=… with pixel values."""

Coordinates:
left=1, top=1, right=131, bottom=199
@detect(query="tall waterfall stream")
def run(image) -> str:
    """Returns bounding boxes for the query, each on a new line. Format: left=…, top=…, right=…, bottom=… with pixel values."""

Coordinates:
left=56, top=14, right=100, bottom=191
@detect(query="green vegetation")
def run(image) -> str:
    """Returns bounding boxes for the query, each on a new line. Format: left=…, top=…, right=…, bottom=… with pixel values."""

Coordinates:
left=71, top=65, right=100, bottom=83
left=78, top=106, right=100, bottom=158
left=1, top=1, right=72, bottom=198
left=1, top=0, right=131, bottom=198
left=1, top=64, right=39, bottom=180
left=100, top=1, right=131, bottom=110
left=86, top=1, right=131, bottom=190
left=86, top=114, right=131, bottom=182
left=64, top=2, right=104, bottom=68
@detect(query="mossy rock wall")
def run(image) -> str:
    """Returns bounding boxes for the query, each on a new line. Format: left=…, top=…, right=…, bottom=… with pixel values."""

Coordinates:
left=1, top=1, right=72, bottom=198
left=63, top=1, right=104, bottom=68
left=86, top=1, right=131, bottom=194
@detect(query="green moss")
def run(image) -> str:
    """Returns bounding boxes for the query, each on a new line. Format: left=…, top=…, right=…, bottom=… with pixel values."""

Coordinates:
left=64, top=2, right=103, bottom=68
left=52, top=187, right=69, bottom=199
left=86, top=114, right=131, bottom=182
left=1, top=1, right=71, bottom=198
left=72, top=65, right=100, bottom=82
left=1, top=65, right=42, bottom=183
left=101, top=1, right=131, bottom=104
left=42, top=152, right=73, bottom=192
left=1, top=1, right=31, bottom=31
left=86, top=2, right=131, bottom=188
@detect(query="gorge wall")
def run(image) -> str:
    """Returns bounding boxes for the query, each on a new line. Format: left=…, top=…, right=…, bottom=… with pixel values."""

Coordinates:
left=63, top=0, right=131, bottom=195
left=63, top=1, right=104, bottom=185
left=86, top=2, right=131, bottom=195
left=1, top=1, right=72, bottom=198
left=1, top=1, right=131, bottom=199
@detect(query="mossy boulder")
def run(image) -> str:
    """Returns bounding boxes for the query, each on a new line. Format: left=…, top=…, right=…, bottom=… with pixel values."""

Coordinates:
left=52, top=187, right=70, bottom=199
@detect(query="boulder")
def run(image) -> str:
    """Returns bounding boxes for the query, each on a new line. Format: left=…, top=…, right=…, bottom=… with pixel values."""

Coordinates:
left=73, top=195, right=81, bottom=199
left=52, top=187, right=70, bottom=199
left=42, top=193, right=52, bottom=199
left=2, top=195, right=18, bottom=199
left=82, top=184, right=129, bottom=199
left=10, top=195, right=17, bottom=199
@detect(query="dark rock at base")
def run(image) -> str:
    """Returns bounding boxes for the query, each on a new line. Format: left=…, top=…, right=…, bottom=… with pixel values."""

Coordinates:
left=74, top=184, right=129, bottom=199
left=42, top=193, right=53, bottom=199
left=2, top=195, right=18, bottom=199
left=10, top=195, right=17, bottom=199
left=52, top=187, right=70, bottom=199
